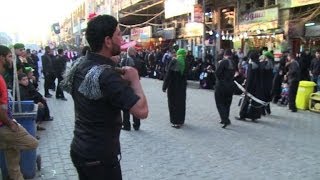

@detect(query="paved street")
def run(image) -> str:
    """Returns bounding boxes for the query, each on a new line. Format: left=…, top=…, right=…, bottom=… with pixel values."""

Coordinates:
left=31, top=78, right=320, bottom=180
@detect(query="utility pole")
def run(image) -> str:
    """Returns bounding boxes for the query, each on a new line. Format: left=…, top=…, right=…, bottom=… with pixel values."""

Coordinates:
left=202, top=0, right=206, bottom=62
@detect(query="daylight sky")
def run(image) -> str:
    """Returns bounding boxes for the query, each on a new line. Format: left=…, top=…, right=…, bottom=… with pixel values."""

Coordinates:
left=0, top=0, right=77, bottom=43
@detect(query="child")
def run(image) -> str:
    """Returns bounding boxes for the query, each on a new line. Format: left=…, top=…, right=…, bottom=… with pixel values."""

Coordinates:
left=18, top=73, right=53, bottom=130
left=25, top=66, right=38, bottom=90
left=278, top=83, right=289, bottom=106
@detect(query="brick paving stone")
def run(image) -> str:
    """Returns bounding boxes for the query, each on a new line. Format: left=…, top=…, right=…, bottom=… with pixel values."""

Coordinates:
left=29, top=78, right=320, bottom=180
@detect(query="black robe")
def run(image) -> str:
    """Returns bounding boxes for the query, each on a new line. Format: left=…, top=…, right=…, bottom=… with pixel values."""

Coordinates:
left=162, top=60, right=187, bottom=125
left=239, top=60, right=263, bottom=120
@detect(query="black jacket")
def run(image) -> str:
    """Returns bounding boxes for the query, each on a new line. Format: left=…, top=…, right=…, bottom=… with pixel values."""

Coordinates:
left=41, top=53, right=55, bottom=74
left=53, top=55, right=67, bottom=76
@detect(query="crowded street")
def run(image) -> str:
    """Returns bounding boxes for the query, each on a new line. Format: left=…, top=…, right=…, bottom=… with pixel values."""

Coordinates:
left=30, top=77, right=320, bottom=180
left=1, top=0, right=320, bottom=180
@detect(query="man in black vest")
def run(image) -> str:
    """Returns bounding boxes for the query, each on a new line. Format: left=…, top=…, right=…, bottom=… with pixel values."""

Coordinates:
left=65, top=15, right=148, bottom=180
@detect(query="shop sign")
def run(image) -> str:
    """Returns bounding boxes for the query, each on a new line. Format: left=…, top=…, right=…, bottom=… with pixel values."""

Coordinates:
left=156, top=28, right=176, bottom=40
left=165, top=0, right=195, bottom=19
left=239, top=7, right=278, bottom=31
left=279, top=0, right=320, bottom=9
left=305, top=25, right=320, bottom=37
left=130, top=26, right=152, bottom=41
left=184, top=22, right=204, bottom=37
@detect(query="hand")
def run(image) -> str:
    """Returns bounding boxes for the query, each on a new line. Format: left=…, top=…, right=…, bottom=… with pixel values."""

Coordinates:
left=121, top=66, right=139, bottom=83
left=38, top=102, right=44, bottom=108
left=162, top=89, right=166, bottom=93
left=9, top=120, right=18, bottom=132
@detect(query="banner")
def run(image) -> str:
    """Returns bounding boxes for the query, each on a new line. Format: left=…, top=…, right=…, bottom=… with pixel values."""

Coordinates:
left=193, top=4, right=203, bottom=23
left=165, top=0, right=195, bottom=19
left=130, top=26, right=152, bottom=41
left=239, top=7, right=278, bottom=31
left=184, top=22, right=203, bottom=37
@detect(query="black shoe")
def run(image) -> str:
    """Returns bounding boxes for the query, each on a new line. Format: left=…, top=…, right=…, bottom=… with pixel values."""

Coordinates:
left=222, top=122, right=231, bottom=128
left=37, top=125, right=46, bottom=131
left=235, top=116, right=245, bottom=121
left=45, top=94, right=52, bottom=98
left=251, top=118, right=258, bottom=123
left=171, top=124, right=181, bottom=129
left=291, top=109, right=297, bottom=112
left=133, top=124, right=140, bottom=131
left=44, top=116, right=54, bottom=121
left=122, top=126, right=131, bottom=131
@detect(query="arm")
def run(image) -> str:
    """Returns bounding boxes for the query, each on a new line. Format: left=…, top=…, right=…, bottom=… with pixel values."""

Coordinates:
left=122, top=67, right=148, bottom=119
left=0, top=106, right=15, bottom=128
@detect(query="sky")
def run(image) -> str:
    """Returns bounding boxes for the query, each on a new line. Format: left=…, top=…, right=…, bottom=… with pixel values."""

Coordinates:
left=0, top=0, right=77, bottom=43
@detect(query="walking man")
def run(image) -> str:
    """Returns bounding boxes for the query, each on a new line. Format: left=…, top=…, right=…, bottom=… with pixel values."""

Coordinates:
left=214, top=49, right=236, bottom=128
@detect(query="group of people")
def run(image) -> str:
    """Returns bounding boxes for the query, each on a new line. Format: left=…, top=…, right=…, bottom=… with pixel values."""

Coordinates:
left=2, top=13, right=320, bottom=180
left=0, top=40, right=72, bottom=179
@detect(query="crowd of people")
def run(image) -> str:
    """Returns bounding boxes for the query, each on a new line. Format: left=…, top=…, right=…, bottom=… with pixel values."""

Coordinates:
left=1, top=13, right=320, bottom=180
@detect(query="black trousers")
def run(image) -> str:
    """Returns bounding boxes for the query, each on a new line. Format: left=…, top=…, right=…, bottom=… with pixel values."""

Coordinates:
left=215, top=82, right=234, bottom=124
left=44, top=72, right=55, bottom=95
left=55, top=74, right=65, bottom=98
left=36, top=100, right=50, bottom=122
left=122, top=110, right=140, bottom=128
left=288, top=81, right=299, bottom=111
left=70, top=150, right=122, bottom=180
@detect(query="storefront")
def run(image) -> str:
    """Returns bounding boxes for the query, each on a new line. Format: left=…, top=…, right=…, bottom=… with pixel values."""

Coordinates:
left=236, top=7, right=284, bottom=53
left=130, top=26, right=153, bottom=49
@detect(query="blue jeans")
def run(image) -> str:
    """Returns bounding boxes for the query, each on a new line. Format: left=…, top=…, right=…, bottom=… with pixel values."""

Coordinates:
left=312, top=75, right=320, bottom=92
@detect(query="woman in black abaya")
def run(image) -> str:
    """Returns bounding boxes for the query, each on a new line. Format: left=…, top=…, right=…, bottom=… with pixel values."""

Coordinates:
left=162, top=49, right=187, bottom=128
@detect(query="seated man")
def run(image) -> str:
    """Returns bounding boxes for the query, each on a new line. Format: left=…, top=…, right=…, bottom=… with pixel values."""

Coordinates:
left=0, top=44, right=38, bottom=180
left=18, top=73, right=53, bottom=130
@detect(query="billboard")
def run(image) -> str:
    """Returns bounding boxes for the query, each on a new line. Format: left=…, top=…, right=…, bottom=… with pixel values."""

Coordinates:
left=165, top=0, right=196, bottom=19
left=238, top=7, right=278, bottom=31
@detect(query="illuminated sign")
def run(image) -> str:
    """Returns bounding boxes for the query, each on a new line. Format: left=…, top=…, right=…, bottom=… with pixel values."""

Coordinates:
left=165, top=0, right=196, bottom=19
left=130, top=26, right=152, bottom=41
left=239, top=7, right=278, bottom=31
left=184, top=22, right=204, bottom=37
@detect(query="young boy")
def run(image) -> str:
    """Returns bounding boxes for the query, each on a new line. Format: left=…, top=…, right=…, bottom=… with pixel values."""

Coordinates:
left=18, top=73, right=53, bottom=130
left=25, top=66, right=38, bottom=90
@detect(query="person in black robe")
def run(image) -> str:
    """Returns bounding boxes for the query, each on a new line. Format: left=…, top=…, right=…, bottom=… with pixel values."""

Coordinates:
left=162, top=48, right=187, bottom=128
left=236, top=50, right=263, bottom=122
left=214, top=49, right=236, bottom=128
left=260, top=52, right=274, bottom=115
